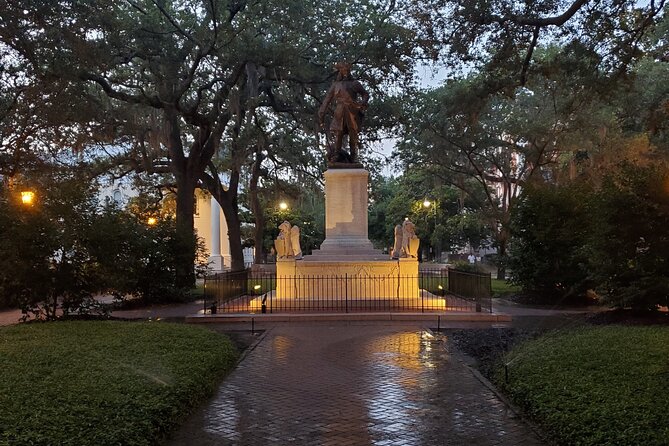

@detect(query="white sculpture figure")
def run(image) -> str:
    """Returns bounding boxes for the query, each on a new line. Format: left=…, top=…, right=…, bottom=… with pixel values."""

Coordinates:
left=401, top=219, right=420, bottom=258
left=274, top=221, right=302, bottom=259
left=274, top=221, right=291, bottom=259
left=290, top=225, right=303, bottom=260
left=391, top=224, right=402, bottom=259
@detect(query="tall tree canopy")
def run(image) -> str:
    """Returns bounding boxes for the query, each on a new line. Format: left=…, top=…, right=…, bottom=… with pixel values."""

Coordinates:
left=0, top=0, right=437, bottom=283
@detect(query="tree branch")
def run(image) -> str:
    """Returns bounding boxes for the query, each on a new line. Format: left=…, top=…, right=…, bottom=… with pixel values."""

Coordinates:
left=483, top=0, right=590, bottom=27
left=151, top=0, right=200, bottom=45
left=81, top=73, right=162, bottom=108
left=520, top=26, right=540, bottom=86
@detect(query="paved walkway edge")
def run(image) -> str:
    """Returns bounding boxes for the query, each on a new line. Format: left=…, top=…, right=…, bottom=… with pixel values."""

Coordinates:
left=186, top=312, right=512, bottom=323
left=446, top=339, right=552, bottom=445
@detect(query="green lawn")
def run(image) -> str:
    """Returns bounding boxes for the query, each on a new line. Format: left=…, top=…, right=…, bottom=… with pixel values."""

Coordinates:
left=0, top=321, right=238, bottom=446
left=491, top=278, right=521, bottom=296
left=499, top=326, right=669, bottom=446
left=419, top=276, right=449, bottom=295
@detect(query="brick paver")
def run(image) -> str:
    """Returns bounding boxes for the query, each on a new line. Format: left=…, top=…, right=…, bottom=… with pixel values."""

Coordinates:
left=168, top=323, right=543, bottom=445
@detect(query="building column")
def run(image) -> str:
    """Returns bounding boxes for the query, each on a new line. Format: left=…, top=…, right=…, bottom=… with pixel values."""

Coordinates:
left=209, top=196, right=223, bottom=271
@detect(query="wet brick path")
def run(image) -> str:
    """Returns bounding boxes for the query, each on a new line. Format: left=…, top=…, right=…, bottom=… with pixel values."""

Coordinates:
left=168, top=324, right=543, bottom=445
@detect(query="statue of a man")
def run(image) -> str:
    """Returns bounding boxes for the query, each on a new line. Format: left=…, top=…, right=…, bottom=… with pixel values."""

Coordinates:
left=318, top=62, right=369, bottom=164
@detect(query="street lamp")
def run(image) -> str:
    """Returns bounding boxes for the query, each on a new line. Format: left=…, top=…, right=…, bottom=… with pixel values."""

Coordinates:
left=422, top=199, right=435, bottom=261
left=20, top=191, right=35, bottom=206
left=279, top=201, right=288, bottom=211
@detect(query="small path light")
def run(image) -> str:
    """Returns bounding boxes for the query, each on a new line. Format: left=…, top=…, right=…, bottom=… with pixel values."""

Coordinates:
left=423, top=199, right=431, bottom=208
left=147, top=217, right=158, bottom=226
left=279, top=201, right=288, bottom=211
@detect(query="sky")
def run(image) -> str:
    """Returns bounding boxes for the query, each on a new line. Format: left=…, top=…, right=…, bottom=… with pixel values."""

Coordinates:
left=368, top=62, right=449, bottom=176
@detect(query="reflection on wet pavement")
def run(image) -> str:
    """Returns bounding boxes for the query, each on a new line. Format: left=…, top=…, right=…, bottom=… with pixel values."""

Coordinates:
left=168, top=324, right=543, bottom=446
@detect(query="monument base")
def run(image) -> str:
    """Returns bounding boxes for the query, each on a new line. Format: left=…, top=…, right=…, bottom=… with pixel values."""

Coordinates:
left=276, top=257, right=419, bottom=300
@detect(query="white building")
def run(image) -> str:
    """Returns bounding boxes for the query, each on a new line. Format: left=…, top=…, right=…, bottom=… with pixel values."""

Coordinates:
left=194, top=189, right=232, bottom=271
left=99, top=179, right=233, bottom=271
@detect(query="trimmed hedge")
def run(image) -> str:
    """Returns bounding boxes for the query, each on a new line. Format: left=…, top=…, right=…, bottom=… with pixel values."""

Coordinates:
left=0, top=321, right=238, bottom=446
left=499, top=326, right=669, bottom=446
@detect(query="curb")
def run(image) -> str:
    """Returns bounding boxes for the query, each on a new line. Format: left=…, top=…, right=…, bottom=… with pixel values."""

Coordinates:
left=185, top=312, right=512, bottom=324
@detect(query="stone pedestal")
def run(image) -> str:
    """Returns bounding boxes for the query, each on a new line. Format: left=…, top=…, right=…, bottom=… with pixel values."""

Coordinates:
left=321, top=169, right=373, bottom=251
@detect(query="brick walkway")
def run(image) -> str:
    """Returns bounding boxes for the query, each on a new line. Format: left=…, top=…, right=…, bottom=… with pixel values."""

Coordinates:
left=168, top=323, right=543, bottom=445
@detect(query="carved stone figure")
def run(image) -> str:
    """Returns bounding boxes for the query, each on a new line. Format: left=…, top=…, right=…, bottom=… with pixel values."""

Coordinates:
left=290, top=224, right=303, bottom=260
left=401, top=220, right=420, bottom=259
left=274, top=221, right=303, bottom=260
left=318, top=62, right=369, bottom=165
left=391, top=224, right=402, bottom=259
left=274, top=221, right=290, bottom=259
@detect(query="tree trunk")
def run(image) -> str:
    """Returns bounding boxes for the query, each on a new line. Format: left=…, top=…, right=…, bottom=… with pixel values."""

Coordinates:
left=496, top=242, right=506, bottom=280
left=165, top=108, right=197, bottom=288
left=495, top=225, right=509, bottom=280
left=249, top=148, right=264, bottom=264
left=174, top=174, right=197, bottom=288
left=219, top=194, right=245, bottom=271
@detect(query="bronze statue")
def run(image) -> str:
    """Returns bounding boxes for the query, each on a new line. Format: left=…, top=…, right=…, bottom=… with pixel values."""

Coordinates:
left=318, top=62, right=369, bottom=165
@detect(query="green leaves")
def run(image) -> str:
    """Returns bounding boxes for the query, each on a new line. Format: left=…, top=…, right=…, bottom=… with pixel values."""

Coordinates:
left=0, top=169, right=204, bottom=315
left=507, top=162, right=669, bottom=309
left=507, top=181, right=593, bottom=298
left=0, top=321, right=238, bottom=446
left=499, top=326, right=669, bottom=446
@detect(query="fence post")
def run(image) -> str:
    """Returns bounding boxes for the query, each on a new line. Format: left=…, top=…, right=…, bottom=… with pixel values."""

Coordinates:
left=345, top=273, right=349, bottom=313
left=203, top=277, right=207, bottom=314
left=421, top=284, right=424, bottom=313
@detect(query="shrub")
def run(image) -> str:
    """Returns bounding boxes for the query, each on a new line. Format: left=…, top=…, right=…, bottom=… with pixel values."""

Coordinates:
left=0, top=172, right=207, bottom=318
left=0, top=176, right=103, bottom=318
left=588, top=163, right=669, bottom=310
left=507, top=182, right=592, bottom=299
left=0, top=321, right=238, bottom=445
left=499, top=326, right=669, bottom=446
left=449, top=260, right=484, bottom=273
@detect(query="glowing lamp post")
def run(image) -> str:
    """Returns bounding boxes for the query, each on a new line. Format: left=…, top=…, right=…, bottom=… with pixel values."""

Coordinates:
left=21, top=191, right=35, bottom=206
left=422, top=199, right=432, bottom=260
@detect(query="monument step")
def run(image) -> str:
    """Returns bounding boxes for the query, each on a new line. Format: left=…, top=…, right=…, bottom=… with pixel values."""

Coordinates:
left=309, top=249, right=384, bottom=256
left=306, top=250, right=388, bottom=260
left=301, top=255, right=391, bottom=262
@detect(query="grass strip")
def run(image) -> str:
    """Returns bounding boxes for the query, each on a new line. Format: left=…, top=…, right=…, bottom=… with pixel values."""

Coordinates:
left=491, top=278, right=521, bottom=296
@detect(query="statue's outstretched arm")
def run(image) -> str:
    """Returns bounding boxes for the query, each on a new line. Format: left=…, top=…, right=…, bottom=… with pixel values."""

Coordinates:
left=318, top=86, right=335, bottom=124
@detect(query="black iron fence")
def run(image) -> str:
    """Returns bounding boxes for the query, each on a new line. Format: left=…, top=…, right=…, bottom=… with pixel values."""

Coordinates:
left=448, top=268, right=492, bottom=303
left=203, top=268, right=492, bottom=314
